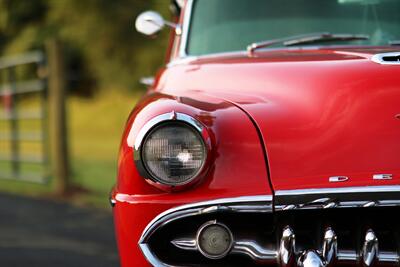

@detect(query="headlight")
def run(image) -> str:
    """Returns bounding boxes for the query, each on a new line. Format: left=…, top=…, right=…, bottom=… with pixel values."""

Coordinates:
left=134, top=112, right=210, bottom=191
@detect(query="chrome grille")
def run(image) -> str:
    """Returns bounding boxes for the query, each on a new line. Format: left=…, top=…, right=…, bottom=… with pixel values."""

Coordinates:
left=139, top=194, right=400, bottom=266
left=172, top=225, right=399, bottom=266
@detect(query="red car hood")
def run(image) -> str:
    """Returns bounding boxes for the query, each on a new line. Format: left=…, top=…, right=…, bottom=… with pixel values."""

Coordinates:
left=166, top=47, right=400, bottom=191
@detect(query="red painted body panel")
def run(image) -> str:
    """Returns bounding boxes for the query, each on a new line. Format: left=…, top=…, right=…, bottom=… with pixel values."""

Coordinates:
left=161, top=47, right=400, bottom=190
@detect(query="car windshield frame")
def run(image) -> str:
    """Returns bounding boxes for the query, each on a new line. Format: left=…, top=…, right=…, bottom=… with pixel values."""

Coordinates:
left=179, top=0, right=399, bottom=58
left=178, top=0, right=194, bottom=58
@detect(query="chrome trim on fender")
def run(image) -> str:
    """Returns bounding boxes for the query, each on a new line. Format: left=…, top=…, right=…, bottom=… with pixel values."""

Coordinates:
left=139, top=195, right=273, bottom=266
left=275, top=185, right=400, bottom=211
left=277, top=185, right=400, bottom=196
left=329, top=176, right=348, bottom=183
left=373, top=174, right=393, bottom=180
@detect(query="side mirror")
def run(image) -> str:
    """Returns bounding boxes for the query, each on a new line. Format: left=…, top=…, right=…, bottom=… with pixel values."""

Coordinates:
left=135, top=11, right=181, bottom=36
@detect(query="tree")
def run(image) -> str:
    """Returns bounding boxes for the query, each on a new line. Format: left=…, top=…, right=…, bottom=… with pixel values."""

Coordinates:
left=0, top=0, right=171, bottom=93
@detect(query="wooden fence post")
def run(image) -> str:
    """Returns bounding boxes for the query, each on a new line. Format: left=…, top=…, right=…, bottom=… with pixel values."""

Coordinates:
left=46, top=39, right=70, bottom=195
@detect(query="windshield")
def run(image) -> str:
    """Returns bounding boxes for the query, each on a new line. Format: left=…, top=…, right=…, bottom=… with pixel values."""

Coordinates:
left=186, top=0, right=400, bottom=56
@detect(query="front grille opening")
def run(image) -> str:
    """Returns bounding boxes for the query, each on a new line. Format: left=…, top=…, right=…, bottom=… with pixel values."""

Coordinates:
left=147, top=207, right=400, bottom=266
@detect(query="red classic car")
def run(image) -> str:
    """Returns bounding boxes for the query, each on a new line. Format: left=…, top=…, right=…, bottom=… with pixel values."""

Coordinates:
left=111, top=0, right=400, bottom=266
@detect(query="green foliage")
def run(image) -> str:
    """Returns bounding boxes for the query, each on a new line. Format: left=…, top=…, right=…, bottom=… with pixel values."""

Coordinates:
left=0, top=0, right=171, bottom=92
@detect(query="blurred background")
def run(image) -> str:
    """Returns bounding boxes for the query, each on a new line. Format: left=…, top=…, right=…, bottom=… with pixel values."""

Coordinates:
left=0, top=1, right=172, bottom=266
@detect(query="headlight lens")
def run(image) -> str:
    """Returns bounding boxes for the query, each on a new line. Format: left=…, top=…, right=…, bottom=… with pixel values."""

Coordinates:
left=141, top=122, right=206, bottom=186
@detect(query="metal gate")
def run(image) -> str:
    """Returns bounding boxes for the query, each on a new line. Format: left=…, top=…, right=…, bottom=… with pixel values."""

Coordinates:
left=0, top=51, right=49, bottom=183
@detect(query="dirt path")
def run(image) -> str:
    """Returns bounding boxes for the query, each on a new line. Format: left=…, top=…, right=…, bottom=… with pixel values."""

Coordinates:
left=0, top=193, right=119, bottom=267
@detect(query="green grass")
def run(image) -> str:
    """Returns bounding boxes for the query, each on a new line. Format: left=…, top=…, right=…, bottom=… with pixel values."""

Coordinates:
left=0, top=89, right=141, bottom=208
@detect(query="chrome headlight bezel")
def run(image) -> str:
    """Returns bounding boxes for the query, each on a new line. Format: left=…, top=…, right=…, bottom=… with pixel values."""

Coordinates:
left=133, top=112, right=211, bottom=192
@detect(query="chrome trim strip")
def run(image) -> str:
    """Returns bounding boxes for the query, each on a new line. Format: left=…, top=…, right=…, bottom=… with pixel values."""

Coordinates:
left=371, top=52, right=400, bottom=65
left=379, top=252, right=400, bottom=263
left=329, top=176, right=348, bottom=183
left=139, top=243, right=174, bottom=267
left=178, top=0, right=193, bottom=58
left=373, top=174, right=393, bottom=180
left=167, top=56, right=197, bottom=67
left=171, top=238, right=197, bottom=251
left=275, top=185, right=400, bottom=211
left=140, top=195, right=273, bottom=243
left=168, top=50, right=247, bottom=67
left=277, top=185, right=400, bottom=196
left=337, top=250, right=358, bottom=262
left=232, top=240, right=277, bottom=262
left=139, top=195, right=272, bottom=266
left=109, top=196, right=116, bottom=207
left=171, top=238, right=277, bottom=262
